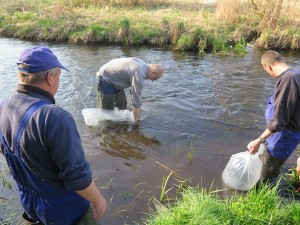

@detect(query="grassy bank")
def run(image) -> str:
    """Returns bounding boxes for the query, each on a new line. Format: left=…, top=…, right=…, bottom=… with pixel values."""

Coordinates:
left=1, top=167, right=300, bottom=224
left=0, top=0, right=299, bottom=55
left=144, top=184, right=300, bottom=225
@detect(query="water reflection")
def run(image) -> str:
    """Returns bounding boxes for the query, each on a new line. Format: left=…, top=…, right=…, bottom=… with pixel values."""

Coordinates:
left=93, top=122, right=160, bottom=160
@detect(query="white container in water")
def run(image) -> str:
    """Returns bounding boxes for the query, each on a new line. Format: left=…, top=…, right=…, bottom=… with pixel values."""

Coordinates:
left=222, top=146, right=264, bottom=191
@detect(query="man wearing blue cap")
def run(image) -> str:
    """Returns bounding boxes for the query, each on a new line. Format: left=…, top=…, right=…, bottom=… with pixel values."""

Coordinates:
left=0, top=46, right=107, bottom=224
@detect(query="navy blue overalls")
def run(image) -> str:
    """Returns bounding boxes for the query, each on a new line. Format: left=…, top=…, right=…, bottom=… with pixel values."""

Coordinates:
left=0, top=101, right=89, bottom=225
left=264, top=92, right=300, bottom=160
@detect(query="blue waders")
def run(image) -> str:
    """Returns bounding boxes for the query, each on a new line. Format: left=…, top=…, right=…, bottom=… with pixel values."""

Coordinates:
left=265, top=93, right=300, bottom=160
left=0, top=101, right=89, bottom=225
left=261, top=93, right=300, bottom=182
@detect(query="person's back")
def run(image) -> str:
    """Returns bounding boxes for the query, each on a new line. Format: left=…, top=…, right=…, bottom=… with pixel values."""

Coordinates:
left=271, top=69, right=300, bottom=132
left=96, top=57, right=163, bottom=124
left=0, top=89, right=90, bottom=189
left=98, top=57, right=149, bottom=90
left=247, top=50, right=300, bottom=183
left=0, top=46, right=106, bottom=224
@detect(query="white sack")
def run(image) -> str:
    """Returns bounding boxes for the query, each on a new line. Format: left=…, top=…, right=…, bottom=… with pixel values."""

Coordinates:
left=82, top=108, right=134, bottom=126
left=222, top=146, right=264, bottom=191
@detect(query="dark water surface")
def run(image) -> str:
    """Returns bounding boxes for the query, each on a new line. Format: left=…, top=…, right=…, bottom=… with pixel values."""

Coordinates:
left=0, top=38, right=300, bottom=224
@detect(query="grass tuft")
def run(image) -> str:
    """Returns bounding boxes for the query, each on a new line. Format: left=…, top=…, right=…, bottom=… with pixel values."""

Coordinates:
left=144, top=183, right=300, bottom=225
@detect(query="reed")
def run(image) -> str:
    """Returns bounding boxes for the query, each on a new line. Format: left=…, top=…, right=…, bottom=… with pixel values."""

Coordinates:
left=159, top=171, right=173, bottom=203
left=215, top=0, right=240, bottom=24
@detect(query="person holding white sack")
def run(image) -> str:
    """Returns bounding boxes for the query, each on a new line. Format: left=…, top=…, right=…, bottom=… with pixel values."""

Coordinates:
left=247, top=51, right=300, bottom=184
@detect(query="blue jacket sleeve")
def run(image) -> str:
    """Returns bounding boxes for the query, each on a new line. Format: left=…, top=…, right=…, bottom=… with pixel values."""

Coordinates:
left=49, top=112, right=92, bottom=191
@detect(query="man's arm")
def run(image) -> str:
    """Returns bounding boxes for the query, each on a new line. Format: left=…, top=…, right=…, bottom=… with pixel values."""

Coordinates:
left=76, top=181, right=107, bottom=219
left=247, top=128, right=273, bottom=154
left=132, top=106, right=140, bottom=124
left=49, top=115, right=106, bottom=218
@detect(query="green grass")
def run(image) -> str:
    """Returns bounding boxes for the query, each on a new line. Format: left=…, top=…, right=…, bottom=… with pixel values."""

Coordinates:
left=233, top=39, right=247, bottom=56
left=144, top=184, right=300, bottom=225
left=0, top=0, right=299, bottom=54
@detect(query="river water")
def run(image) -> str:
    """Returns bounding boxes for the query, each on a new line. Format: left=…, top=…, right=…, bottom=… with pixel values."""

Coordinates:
left=0, top=38, right=299, bottom=224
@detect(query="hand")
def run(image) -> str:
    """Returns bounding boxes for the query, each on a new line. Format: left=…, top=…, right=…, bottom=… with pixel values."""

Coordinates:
left=247, top=138, right=261, bottom=154
left=76, top=181, right=107, bottom=220
left=297, top=157, right=300, bottom=180
left=92, top=194, right=107, bottom=219
left=131, top=106, right=140, bottom=125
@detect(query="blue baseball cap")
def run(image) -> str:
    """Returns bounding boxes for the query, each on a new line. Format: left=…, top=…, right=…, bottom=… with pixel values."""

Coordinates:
left=17, top=46, right=69, bottom=73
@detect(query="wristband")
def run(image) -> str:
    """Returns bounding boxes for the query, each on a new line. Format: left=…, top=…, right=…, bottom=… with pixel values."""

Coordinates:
left=259, top=136, right=266, bottom=143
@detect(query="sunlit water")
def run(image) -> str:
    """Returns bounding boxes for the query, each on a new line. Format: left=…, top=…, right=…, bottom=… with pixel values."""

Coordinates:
left=0, top=38, right=299, bottom=224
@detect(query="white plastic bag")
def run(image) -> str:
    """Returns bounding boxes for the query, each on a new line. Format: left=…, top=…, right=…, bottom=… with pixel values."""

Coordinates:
left=222, top=148, right=263, bottom=191
left=82, top=108, right=134, bottom=126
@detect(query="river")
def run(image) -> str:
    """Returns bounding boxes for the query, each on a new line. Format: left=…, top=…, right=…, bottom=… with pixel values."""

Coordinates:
left=0, top=38, right=299, bottom=224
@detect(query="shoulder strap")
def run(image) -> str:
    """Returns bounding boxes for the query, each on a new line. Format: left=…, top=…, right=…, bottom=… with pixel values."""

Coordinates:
left=13, top=101, right=49, bottom=156
left=0, top=128, right=10, bottom=154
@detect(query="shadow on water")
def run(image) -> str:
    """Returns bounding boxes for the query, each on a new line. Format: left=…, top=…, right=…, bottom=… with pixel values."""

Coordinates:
left=92, top=121, right=161, bottom=161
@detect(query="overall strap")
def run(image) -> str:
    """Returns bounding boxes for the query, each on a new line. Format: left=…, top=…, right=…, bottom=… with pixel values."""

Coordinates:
left=13, top=101, right=49, bottom=157
left=0, top=129, right=10, bottom=154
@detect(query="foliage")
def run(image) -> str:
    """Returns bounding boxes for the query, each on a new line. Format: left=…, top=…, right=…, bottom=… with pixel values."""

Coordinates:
left=212, top=36, right=229, bottom=55
left=146, top=187, right=231, bottom=225
left=0, top=0, right=299, bottom=54
left=159, top=172, right=173, bottom=202
left=144, top=184, right=300, bottom=225
left=234, top=39, right=247, bottom=56
left=117, top=17, right=132, bottom=45
left=176, top=34, right=194, bottom=52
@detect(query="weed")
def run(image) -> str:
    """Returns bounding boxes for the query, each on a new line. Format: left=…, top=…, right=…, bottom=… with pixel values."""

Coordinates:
left=144, top=183, right=300, bottom=225
left=0, top=0, right=299, bottom=51
left=159, top=171, right=173, bottom=202
left=188, top=142, right=194, bottom=167
left=234, top=39, right=247, bottom=56
left=212, top=36, right=229, bottom=55
left=176, top=34, right=194, bottom=52
left=118, top=17, right=132, bottom=45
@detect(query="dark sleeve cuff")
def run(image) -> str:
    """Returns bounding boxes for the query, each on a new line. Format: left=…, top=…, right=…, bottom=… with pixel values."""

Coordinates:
left=267, top=124, right=277, bottom=133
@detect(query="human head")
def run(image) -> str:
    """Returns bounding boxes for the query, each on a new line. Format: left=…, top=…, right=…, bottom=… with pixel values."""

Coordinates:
left=147, top=64, right=164, bottom=81
left=17, top=46, right=68, bottom=95
left=17, top=46, right=69, bottom=74
left=261, top=51, right=288, bottom=77
left=261, top=50, right=285, bottom=67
